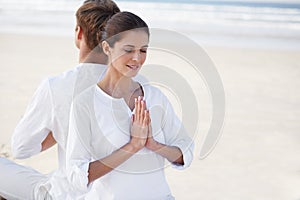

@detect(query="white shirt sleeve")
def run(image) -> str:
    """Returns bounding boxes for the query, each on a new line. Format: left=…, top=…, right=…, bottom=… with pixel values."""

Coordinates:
left=11, top=79, right=54, bottom=159
left=161, top=94, right=194, bottom=170
left=66, top=100, right=93, bottom=193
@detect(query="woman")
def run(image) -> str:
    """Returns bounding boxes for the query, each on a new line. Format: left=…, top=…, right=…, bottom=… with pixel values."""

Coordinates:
left=66, top=11, right=194, bottom=199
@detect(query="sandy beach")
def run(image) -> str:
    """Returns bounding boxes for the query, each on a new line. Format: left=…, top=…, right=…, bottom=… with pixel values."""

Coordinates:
left=1, top=32, right=300, bottom=199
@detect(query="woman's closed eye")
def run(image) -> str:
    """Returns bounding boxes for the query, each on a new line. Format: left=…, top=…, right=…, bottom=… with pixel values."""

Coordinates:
left=124, top=48, right=134, bottom=53
left=123, top=49, right=147, bottom=54
left=140, top=48, right=147, bottom=53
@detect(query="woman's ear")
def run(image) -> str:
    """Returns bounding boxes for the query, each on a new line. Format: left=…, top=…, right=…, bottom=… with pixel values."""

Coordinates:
left=102, top=41, right=110, bottom=56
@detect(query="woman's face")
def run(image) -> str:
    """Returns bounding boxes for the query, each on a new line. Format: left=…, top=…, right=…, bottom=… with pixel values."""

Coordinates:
left=106, top=30, right=149, bottom=78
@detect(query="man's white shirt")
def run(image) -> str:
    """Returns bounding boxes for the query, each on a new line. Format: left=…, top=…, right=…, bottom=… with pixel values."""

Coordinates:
left=11, top=63, right=107, bottom=199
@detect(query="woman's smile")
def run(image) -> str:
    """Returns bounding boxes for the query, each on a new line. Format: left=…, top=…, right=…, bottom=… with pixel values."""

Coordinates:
left=126, top=64, right=140, bottom=70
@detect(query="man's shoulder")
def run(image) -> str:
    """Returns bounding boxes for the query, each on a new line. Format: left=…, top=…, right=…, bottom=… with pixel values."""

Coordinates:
left=48, top=63, right=106, bottom=94
left=35, top=65, right=82, bottom=108
left=48, top=65, right=81, bottom=91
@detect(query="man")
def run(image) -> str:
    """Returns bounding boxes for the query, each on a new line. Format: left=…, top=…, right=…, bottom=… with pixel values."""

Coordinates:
left=0, top=1, right=120, bottom=199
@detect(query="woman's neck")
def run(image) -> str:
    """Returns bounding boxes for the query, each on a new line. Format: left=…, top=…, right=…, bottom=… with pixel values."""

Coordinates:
left=98, top=66, right=136, bottom=99
left=98, top=65, right=144, bottom=110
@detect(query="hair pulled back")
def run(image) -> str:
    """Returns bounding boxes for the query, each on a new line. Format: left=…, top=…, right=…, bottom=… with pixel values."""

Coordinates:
left=103, top=11, right=149, bottom=47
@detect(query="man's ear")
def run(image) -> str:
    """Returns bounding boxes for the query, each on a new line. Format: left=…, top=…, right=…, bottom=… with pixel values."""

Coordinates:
left=102, top=41, right=110, bottom=56
left=75, top=25, right=83, bottom=41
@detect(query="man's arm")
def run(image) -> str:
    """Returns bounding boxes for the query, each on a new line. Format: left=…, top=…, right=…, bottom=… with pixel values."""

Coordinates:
left=41, top=132, right=57, bottom=151
left=11, top=79, right=55, bottom=159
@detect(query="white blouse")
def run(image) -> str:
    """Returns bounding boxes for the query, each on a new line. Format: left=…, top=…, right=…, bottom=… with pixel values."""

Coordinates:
left=11, top=63, right=107, bottom=199
left=67, top=83, right=194, bottom=200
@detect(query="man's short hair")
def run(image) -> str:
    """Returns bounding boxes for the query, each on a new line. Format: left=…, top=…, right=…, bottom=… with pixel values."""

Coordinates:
left=76, top=0, right=120, bottom=51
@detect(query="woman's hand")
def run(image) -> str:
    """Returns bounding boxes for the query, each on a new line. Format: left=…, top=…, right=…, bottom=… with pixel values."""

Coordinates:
left=129, top=96, right=150, bottom=152
left=145, top=121, right=159, bottom=151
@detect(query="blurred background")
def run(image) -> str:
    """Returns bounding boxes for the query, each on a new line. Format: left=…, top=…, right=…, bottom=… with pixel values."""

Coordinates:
left=1, top=0, right=300, bottom=48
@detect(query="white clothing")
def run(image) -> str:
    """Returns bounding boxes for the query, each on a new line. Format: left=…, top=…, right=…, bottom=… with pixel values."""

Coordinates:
left=66, top=84, right=194, bottom=200
left=0, top=158, right=51, bottom=200
left=5, top=63, right=107, bottom=199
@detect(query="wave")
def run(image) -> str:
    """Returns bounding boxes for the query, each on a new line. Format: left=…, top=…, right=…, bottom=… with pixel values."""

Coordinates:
left=1, top=0, right=300, bottom=49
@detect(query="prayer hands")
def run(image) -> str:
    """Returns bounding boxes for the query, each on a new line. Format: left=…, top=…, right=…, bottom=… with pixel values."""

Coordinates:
left=129, top=96, right=159, bottom=152
left=129, top=96, right=150, bottom=151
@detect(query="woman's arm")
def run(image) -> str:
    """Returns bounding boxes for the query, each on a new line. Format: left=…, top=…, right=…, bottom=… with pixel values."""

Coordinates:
left=146, top=125, right=184, bottom=165
left=88, top=140, right=140, bottom=183
left=88, top=97, right=149, bottom=183
left=145, top=93, right=194, bottom=168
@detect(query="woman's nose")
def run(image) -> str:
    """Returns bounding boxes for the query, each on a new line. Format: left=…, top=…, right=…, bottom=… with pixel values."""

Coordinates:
left=132, top=51, right=141, bottom=61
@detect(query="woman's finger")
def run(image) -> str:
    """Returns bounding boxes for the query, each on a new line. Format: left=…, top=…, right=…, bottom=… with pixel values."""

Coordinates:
left=143, top=100, right=147, bottom=110
left=134, top=97, right=139, bottom=121
left=131, top=114, right=135, bottom=124
left=138, top=96, right=143, bottom=122
left=140, top=100, right=145, bottom=122
left=143, top=110, right=149, bottom=127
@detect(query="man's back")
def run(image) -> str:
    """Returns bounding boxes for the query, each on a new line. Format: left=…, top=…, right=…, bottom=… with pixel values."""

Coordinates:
left=0, top=1, right=121, bottom=198
left=11, top=63, right=106, bottom=199
left=12, top=63, right=106, bottom=163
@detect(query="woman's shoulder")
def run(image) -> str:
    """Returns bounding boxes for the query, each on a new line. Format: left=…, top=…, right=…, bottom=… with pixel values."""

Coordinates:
left=143, top=84, right=168, bottom=103
left=143, top=84, right=162, bottom=95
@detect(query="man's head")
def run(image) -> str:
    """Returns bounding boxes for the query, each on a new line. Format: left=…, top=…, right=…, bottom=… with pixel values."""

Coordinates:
left=75, top=0, right=120, bottom=52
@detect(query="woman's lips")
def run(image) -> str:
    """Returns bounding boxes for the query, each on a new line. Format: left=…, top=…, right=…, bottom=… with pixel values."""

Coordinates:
left=126, top=65, right=139, bottom=70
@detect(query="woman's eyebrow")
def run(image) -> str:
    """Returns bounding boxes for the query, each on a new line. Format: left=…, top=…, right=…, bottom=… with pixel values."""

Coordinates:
left=123, top=44, right=149, bottom=48
left=124, top=45, right=134, bottom=47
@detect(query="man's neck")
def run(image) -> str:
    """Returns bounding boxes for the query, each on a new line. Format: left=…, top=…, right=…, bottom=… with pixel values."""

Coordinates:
left=79, top=48, right=107, bottom=64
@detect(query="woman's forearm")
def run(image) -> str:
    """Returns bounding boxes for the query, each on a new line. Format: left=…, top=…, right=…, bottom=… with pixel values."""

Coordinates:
left=146, top=140, right=184, bottom=165
left=87, top=141, right=140, bottom=184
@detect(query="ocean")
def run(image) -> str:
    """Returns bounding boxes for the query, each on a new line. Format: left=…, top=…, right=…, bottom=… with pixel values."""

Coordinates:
left=1, top=0, right=300, bottom=49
